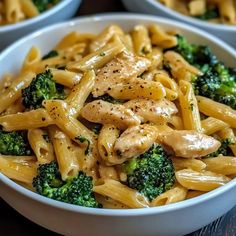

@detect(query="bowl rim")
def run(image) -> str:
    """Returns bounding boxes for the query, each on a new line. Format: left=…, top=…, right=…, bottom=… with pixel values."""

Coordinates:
left=146, top=0, right=236, bottom=31
left=0, top=0, right=80, bottom=33
left=1, top=13, right=236, bottom=216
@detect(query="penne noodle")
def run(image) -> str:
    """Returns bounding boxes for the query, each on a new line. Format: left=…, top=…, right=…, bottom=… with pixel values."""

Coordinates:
left=0, top=108, right=53, bottom=131
left=151, top=185, right=187, bottom=206
left=50, top=68, right=82, bottom=88
left=132, top=25, right=152, bottom=55
left=67, top=35, right=125, bottom=72
left=93, top=179, right=149, bottom=208
left=149, top=24, right=178, bottom=48
left=197, top=96, right=236, bottom=128
left=201, top=117, right=229, bottom=135
left=171, top=157, right=206, bottom=172
left=203, top=156, right=236, bottom=175
left=176, top=169, right=231, bottom=191
left=90, top=25, right=124, bottom=52
left=19, top=0, right=39, bottom=18
left=28, top=128, right=55, bottom=164
left=179, top=80, right=202, bottom=132
left=108, top=79, right=166, bottom=101
left=97, top=124, right=120, bottom=164
left=66, top=70, right=96, bottom=117
left=0, top=155, right=37, bottom=184
left=0, top=72, right=35, bottom=113
left=49, top=126, right=79, bottom=180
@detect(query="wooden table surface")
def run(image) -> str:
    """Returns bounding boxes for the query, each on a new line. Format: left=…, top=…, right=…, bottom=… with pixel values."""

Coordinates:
left=1, top=0, right=236, bottom=235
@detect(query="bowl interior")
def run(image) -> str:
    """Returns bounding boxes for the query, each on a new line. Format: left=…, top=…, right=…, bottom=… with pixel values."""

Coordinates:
left=0, top=14, right=236, bottom=215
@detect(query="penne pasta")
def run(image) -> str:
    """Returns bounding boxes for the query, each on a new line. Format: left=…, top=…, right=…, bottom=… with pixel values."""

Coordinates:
left=179, top=80, right=202, bottom=132
left=49, top=126, right=79, bottom=180
left=66, top=70, right=96, bottom=117
left=197, top=96, right=236, bottom=128
left=28, top=128, right=55, bottom=164
left=0, top=72, right=35, bottom=113
left=171, top=157, right=206, bottom=172
left=176, top=169, right=231, bottom=191
left=0, top=155, right=37, bottom=184
left=151, top=185, right=187, bottom=206
left=203, top=156, right=236, bottom=175
left=0, top=108, right=53, bottom=131
left=93, top=179, right=149, bottom=208
left=67, top=35, right=125, bottom=72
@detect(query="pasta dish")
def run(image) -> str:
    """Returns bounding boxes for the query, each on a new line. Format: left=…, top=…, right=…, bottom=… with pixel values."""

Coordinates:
left=159, top=0, right=236, bottom=25
left=0, top=24, right=235, bottom=209
left=0, top=0, right=60, bottom=25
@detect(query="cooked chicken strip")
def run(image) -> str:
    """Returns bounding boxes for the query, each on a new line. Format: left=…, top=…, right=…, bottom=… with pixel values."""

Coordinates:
left=81, top=100, right=141, bottom=130
left=114, top=124, right=158, bottom=159
left=92, top=50, right=151, bottom=97
left=124, top=98, right=178, bottom=124
left=159, top=130, right=221, bottom=158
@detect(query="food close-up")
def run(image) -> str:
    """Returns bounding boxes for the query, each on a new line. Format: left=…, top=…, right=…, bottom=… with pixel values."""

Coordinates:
left=0, top=1, right=235, bottom=236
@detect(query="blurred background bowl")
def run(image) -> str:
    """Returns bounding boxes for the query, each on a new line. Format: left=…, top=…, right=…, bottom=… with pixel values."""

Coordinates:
left=0, top=0, right=82, bottom=51
left=121, top=0, right=236, bottom=48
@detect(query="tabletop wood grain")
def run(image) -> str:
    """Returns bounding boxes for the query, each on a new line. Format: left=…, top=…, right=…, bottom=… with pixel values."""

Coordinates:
left=1, top=0, right=235, bottom=235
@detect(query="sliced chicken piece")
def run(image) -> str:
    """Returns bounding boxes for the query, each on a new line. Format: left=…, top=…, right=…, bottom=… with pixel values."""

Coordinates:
left=92, top=50, right=151, bottom=97
left=159, top=130, right=221, bottom=158
left=114, top=124, right=158, bottom=159
left=81, top=100, right=141, bottom=130
left=124, top=98, right=178, bottom=124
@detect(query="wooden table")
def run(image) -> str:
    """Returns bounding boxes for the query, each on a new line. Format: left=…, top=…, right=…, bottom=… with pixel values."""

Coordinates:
left=1, top=0, right=235, bottom=235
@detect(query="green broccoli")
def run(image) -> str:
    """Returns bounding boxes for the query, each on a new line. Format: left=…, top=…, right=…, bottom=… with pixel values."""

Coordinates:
left=22, top=69, right=65, bottom=110
left=171, top=35, right=218, bottom=71
left=0, top=131, right=32, bottom=156
left=194, top=63, right=236, bottom=109
left=32, top=0, right=60, bottom=13
left=123, top=144, right=175, bottom=201
left=33, top=161, right=102, bottom=208
left=169, top=35, right=236, bottom=109
left=205, top=138, right=235, bottom=158
left=196, top=7, right=219, bottom=21
left=42, top=50, right=59, bottom=60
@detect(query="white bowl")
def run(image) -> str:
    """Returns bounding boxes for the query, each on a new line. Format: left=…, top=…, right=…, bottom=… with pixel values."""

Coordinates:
left=0, top=13, right=236, bottom=236
left=121, top=0, right=236, bottom=48
left=0, top=0, right=81, bottom=51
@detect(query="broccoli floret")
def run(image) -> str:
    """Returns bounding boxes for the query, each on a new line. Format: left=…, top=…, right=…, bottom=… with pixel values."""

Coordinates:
left=170, top=35, right=236, bottom=109
left=33, top=161, right=101, bottom=208
left=196, top=7, right=219, bottom=20
left=194, top=63, right=236, bottom=109
left=0, top=131, right=32, bottom=156
left=32, top=0, right=60, bottom=13
left=171, top=35, right=218, bottom=70
left=123, top=144, right=175, bottom=201
left=205, top=138, right=235, bottom=158
left=22, top=69, right=65, bottom=110
left=42, top=50, right=59, bottom=60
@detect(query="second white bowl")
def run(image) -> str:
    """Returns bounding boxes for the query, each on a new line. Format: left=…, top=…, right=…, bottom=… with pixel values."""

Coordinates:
left=122, top=0, right=236, bottom=48
left=0, top=0, right=81, bottom=51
